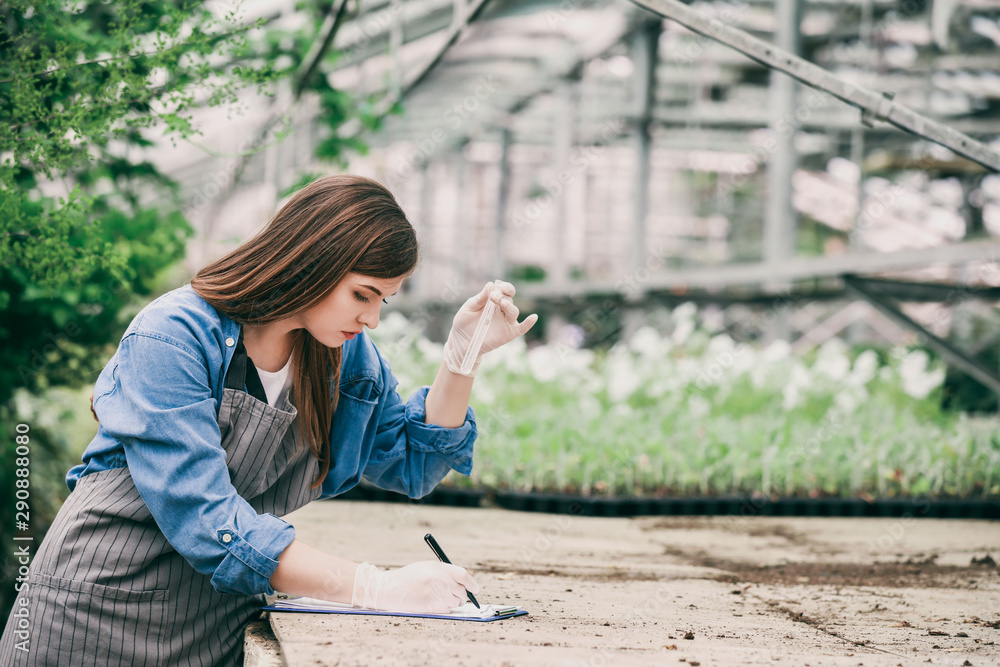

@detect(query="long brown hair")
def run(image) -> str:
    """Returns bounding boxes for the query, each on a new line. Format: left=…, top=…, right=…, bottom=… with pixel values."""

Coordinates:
left=189, top=174, right=418, bottom=487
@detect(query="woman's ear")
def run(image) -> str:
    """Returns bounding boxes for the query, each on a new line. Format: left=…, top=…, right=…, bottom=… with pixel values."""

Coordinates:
left=89, top=390, right=99, bottom=424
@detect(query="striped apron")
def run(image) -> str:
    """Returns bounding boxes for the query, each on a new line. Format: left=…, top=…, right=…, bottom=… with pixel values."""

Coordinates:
left=0, top=327, right=321, bottom=666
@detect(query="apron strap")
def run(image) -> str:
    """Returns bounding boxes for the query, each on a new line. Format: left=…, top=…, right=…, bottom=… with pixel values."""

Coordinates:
left=224, top=326, right=269, bottom=404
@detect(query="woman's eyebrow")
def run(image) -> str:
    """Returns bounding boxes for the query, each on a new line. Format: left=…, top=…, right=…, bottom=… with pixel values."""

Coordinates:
left=359, top=284, right=399, bottom=298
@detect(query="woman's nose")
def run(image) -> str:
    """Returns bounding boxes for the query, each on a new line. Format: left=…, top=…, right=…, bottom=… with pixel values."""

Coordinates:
left=359, top=306, right=379, bottom=330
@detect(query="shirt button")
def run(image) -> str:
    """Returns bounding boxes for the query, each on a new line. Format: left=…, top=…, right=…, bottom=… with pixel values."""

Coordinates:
left=225, top=337, right=235, bottom=347
left=222, top=533, right=233, bottom=543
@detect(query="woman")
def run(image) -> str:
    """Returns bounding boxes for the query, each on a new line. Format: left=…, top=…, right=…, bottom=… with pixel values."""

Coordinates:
left=0, top=175, right=537, bottom=666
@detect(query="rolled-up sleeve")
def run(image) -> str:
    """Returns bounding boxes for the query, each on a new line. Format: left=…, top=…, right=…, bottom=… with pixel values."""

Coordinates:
left=361, top=366, right=477, bottom=499
left=96, top=332, right=295, bottom=596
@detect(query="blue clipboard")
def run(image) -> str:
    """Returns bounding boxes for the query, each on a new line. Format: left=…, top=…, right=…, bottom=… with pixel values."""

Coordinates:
left=262, top=604, right=529, bottom=622
left=263, top=596, right=528, bottom=622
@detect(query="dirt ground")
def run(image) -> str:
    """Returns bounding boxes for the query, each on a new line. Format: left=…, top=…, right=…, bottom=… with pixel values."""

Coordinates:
left=263, top=499, right=1000, bottom=666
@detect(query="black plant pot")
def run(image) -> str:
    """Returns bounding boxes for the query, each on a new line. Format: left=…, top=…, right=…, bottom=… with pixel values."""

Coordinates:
left=333, top=484, right=487, bottom=508
left=489, top=491, right=1000, bottom=519
left=333, top=485, right=1000, bottom=520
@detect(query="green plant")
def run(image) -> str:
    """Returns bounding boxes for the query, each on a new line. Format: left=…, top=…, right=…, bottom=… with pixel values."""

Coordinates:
left=368, top=306, right=999, bottom=501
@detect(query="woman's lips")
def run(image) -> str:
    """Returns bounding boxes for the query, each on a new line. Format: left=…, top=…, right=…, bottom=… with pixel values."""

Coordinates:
left=342, top=331, right=360, bottom=340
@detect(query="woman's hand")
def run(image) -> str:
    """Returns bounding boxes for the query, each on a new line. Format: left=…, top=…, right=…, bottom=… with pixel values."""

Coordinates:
left=352, top=561, right=480, bottom=613
left=442, top=280, right=538, bottom=377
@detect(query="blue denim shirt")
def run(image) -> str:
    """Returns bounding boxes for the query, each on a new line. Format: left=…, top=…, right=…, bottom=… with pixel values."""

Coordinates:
left=67, top=284, right=477, bottom=597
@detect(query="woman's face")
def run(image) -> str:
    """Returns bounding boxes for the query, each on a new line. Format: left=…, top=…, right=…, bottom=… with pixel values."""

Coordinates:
left=298, top=272, right=405, bottom=347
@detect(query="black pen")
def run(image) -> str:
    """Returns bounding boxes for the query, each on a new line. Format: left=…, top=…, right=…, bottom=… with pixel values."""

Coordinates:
left=424, top=533, right=480, bottom=609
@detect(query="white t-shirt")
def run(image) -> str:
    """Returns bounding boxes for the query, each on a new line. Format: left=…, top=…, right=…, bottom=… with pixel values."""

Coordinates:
left=254, top=354, right=293, bottom=407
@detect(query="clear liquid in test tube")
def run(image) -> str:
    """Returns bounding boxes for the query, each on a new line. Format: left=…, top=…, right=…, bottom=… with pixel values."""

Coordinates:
left=459, top=281, right=500, bottom=375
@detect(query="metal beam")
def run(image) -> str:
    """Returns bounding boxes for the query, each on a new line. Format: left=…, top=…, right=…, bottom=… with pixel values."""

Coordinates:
left=845, top=275, right=1000, bottom=395
left=632, top=18, right=660, bottom=275
left=376, top=11, right=634, bottom=172
left=650, top=108, right=1000, bottom=136
left=534, top=277, right=1000, bottom=308
left=392, top=275, right=1000, bottom=315
left=495, top=126, right=512, bottom=280
left=335, top=0, right=454, bottom=66
left=552, top=80, right=574, bottom=287
left=628, top=0, right=1000, bottom=172
left=847, top=276, right=1000, bottom=303
left=399, top=0, right=494, bottom=96
left=337, top=0, right=494, bottom=139
left=515, top=241, right=1000, bottom=297
left=763, top=0, right=801, bottom=296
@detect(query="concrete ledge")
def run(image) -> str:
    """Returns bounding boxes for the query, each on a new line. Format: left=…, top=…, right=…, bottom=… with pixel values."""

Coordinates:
left=245, top=616, right=283, bottom=667
left=263, top=499, right=1000, bottom=666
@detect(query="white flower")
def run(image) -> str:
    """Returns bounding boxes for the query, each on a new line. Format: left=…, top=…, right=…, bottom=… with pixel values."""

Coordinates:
left=561, top=345, right=596, bottom=375
left=783, top=385, right=801, bottom=411
left=762, top=339, right=792, bottom=362
left=849, top=350, right=879, bottom=386
left=696, top=334, right=742, bottom=388
left=670, top=303, right=698, bottom=345
left=898, top=349, right=945, bottom=399
left=675, top=357, right=704, bottom=388
left=630, top=326, right=665, bottom=357
left=607, top=369, right=641, bottom=403
left=834, top=387, right=865, bottom=413
left=671, top=302, right=697, bottom=324
left=688, top=395, right=711, bottom=418
left=526, top=341, right=594, bottom=383
left=706, top=333, right=736, bottom=357
left=527, top=345, right=560, bottom=383
left=671, top=319, right=695, bottom=346
left=751, top=344, right=790, bottom=390
left=475, top=381, right=496, bottom=404
left=814, top=339, right=850, bottom=382
left=729, top=342, right=757, bottom=376
left=749, top=361, right=771, bottom=390
left=373, top=311, right=413, bottom=343
left=647, top=378, right=672, bottom=398
left=482, top=336, right=528, bottom=374
left=782, top=363, right=812, bottom=410
left=606, top=347, right=641, bottom=402
left=415, top=337, right=444, bottom=365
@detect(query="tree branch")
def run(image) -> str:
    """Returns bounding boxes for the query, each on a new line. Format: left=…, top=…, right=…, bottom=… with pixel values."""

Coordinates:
left=293, top=0, right=350, bottom=99
left=210, top=0, right=351, bottom=195
left=0, top=17, right=265, bottom=84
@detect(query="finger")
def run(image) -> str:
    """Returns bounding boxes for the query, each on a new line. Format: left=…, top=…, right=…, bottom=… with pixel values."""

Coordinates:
left=499, top=298, right=519, bottom=321
left=447, top=564, right=481, bottom=594
left=466, top=283, right=492, bottom=311
left=436, top=580, right=465, bottom=610
left=496, top=281, right=515, bottom=297
left=517, top=313, right=539, bottom=336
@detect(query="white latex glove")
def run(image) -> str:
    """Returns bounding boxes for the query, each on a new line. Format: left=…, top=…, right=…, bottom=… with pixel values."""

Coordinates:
left=351, top=561, right=481, bottom=614
left=442, top=280, right=539, bottom=377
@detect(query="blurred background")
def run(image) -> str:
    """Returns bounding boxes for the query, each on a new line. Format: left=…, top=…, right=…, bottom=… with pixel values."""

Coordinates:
left=2, top=0, right=999, bottom=619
